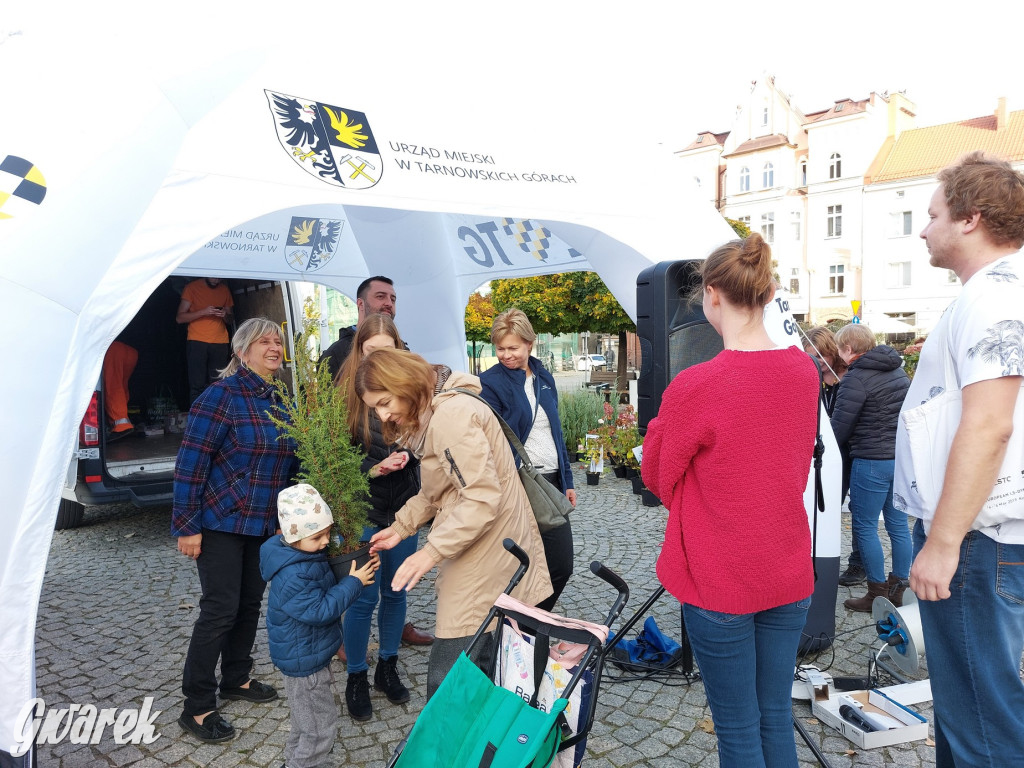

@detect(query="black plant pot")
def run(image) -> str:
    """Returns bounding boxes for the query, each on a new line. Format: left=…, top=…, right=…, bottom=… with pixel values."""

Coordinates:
left=631, top=475, right=644, bottom=495
left=641, top=488, right=662, bottom=507
left=612, top=465, right=627, bottom=479
left=586, top=472, right=601, bottom=486
left=575, top=452, right=586, bottom=462
left=625, top=467, right=639, bottom=479
left=328, top=541, right=373, bottom=582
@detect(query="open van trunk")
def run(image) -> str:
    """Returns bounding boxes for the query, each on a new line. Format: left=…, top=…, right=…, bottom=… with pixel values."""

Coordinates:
left=58, top=276, right=299, bottom=529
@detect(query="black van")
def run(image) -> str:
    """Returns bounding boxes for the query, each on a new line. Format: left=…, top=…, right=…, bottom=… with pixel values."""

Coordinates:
left=57, top=276, right=301, bottom=529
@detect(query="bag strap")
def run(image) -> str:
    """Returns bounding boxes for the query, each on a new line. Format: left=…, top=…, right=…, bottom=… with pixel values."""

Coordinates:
left=811, top=362, right=826, bottom=583
left=450, top=388, right=538, bottom=470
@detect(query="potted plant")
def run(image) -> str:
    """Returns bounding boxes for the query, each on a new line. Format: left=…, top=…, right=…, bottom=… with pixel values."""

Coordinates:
left=609, top=405, right=640, bottom=479
left=558, top=390, right=605, bottom=463
left=269, top=307, right=371, bottom=578
left=584, top=434, right=604, bottom=485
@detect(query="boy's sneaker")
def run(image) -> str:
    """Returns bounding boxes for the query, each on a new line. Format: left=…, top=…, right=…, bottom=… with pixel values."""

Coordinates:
left=374, top=656, right=410, bottom=704
left=838, top=563, right=867, bottom=587
left=220, top=679, right=278, bottom=703
left=346, top=671, right=372, bottom=721
left=178, top=710, right=236, bottom=743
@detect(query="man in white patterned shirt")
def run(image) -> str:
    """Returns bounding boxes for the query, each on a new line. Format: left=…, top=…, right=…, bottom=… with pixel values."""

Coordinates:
left=894, top=152, right=1024, bottom=768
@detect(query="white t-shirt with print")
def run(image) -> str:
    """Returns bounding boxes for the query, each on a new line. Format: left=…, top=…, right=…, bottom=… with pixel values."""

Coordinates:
left=894, top=251, right=1024, bottom=543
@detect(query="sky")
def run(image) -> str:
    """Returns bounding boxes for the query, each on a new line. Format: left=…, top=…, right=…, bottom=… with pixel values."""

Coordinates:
left=5, top=0, right=1023, bottom=152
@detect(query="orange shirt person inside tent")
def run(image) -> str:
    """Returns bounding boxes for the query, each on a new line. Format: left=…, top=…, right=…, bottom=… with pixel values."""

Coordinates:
left=176, top=277, right=234, bottom=403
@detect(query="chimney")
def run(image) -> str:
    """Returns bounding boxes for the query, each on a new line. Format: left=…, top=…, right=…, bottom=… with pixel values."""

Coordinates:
left=996, top=97, right=1008, bottom=130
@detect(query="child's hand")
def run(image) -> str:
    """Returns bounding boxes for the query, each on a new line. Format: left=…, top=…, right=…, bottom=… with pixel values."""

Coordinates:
left=350, top=553, right=380, bottom=586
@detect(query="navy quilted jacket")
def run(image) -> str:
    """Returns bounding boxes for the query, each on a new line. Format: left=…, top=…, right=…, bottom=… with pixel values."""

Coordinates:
left=831, top=345, right=910, bottom=460
left=259, top=535, right=363, bottom=677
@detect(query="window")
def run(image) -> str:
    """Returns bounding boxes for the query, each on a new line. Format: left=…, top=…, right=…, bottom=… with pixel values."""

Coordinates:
left=739, top=167, right=750, bottom=192
left=829, top=153, right=842, bottom=179
left=889, top=261, right=912, bottom=287
left=827, top=204, right=843, bottom=237
left=791, top=211, right=801, bottom=241
left=947, top=269, right=959, bottom=284
left=762, top=107, right=769, bottom=126
left=790, top=268, right=800, bottom=295
left=828, top=264, right=845, bottom=294
left=887, top=311, right=917, bottom=326
left=762, top=162, right=774, bottom=188
left=696, top=135, right=704, bottom=144
left=737, top=215, right=751, bottom=230
left=694, top=176, right=701, bottom=188
left=761, top=212, right=775, bottom=243
left=800, top=160, right=807, bottom=186
left=890, top=211, right=912, bottom=236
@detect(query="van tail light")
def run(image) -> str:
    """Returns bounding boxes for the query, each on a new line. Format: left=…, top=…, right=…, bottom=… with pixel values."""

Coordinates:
left=80, top=392, right=100, bottom=447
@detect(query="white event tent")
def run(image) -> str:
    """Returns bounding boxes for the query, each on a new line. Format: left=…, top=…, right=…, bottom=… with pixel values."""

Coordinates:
left=0, top=7, right=838, bottom=760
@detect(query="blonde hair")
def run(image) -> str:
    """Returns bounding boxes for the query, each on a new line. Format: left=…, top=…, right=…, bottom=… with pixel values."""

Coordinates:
left=354, top=348, right=435, bottom=444
left=336, top=314, right=404, bottom=445
left=835, top=323, right=876, bottom=356
left=697, top=233, right=775, bottom=310
left=491, top=307, right=537, bottom=346
left=220, top=318, right=285, bottom=378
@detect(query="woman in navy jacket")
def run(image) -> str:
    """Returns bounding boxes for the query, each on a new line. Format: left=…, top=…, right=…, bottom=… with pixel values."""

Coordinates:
left=480, top=308, right=576, bottom=610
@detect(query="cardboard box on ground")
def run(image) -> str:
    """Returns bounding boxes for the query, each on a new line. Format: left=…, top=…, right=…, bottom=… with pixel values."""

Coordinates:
left=807, top=679, right=931, bottom=749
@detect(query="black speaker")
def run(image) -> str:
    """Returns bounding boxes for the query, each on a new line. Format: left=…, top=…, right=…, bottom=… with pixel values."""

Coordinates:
left=636, top=260, right=723, bottom=432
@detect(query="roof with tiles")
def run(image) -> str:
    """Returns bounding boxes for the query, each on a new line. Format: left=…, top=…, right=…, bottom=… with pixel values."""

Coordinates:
left=870, top=109, right=1024, bottom=184
left=723, top=133, right=792, bottom=157
left=804, top=98, right=870, bottom=124
left=679, top=131, right=730, bottom=152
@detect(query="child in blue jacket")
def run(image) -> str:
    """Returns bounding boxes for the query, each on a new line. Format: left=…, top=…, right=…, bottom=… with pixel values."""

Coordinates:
left=260, top=483, right=378, bottom=768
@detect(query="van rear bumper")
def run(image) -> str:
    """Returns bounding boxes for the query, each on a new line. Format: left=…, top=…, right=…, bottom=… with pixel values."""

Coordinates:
left=70, top=479, right=173, bottom=508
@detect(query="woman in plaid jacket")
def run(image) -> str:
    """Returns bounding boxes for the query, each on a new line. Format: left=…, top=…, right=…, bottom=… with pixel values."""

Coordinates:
left=172, top=317, right=299, bottom=744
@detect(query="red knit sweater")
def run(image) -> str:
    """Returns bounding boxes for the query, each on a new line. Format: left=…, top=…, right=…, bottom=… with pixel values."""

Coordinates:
left=643, top=346, right=819, bottom=614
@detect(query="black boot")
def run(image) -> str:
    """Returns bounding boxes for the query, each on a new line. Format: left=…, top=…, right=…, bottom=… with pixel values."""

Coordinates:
left=345, top=671, right=372, bottom=721
left=374, top=656, right=410, bottom=704
left=838, top=563, right=867, bottom=586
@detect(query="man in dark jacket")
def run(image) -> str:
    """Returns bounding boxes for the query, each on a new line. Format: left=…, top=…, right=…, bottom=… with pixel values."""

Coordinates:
left=320, top=276, right=398, bottom=379
left=831, top=323, right=911, bottom=612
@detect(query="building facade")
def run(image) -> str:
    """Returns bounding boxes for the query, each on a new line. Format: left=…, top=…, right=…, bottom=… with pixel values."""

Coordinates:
left=676, top=77, right=1024, bottom=332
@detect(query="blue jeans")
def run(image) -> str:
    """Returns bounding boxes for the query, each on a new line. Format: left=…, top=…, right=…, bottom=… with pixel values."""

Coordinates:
left=913, top=520, right=1024, bottom=768
left=683, top=597, right=811, bottom=768
left=343, top=525, right=418, bottom=673
left=849, top=459, right=911, bottom=583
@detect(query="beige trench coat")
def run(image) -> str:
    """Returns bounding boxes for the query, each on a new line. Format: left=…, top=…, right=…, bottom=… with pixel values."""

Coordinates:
left=390, top=372, right=552, bottom=638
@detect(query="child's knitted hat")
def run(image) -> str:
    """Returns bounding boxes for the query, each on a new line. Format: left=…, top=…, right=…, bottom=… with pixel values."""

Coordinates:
left=277, top=484, right=333, bottom=543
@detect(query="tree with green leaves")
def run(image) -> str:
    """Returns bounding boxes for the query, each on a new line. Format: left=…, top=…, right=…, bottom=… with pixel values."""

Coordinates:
left=464, top=292, right=494, bottom=374
left=492, top=271, right=634, bottom=394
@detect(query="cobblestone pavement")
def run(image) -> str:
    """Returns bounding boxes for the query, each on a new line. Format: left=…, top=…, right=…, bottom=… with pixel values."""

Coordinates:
left=36, top=461, right=938, bottom=768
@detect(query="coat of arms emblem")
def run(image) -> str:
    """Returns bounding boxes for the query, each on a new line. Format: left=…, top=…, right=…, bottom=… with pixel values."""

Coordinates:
left=266, top=91, right=381, bottom=190
left=284, top=217, right=344, bottom=273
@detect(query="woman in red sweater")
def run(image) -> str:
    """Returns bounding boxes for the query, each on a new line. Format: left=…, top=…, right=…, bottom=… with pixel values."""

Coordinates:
left=643, top=233, right=819, bottom=768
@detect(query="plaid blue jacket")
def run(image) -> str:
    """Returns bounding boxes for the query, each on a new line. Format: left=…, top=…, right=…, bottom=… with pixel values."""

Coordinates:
left=171, top=367, right=298, bottom=537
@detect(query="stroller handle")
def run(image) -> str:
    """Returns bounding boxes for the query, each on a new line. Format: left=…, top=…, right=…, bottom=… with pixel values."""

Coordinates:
left=503, top=538, right=530, bottom=570
left=590, top=561, right=630, bottom=628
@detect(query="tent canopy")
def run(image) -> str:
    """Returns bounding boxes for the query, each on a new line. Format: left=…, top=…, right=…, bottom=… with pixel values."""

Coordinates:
left=0, top=8, right=736, bottom=756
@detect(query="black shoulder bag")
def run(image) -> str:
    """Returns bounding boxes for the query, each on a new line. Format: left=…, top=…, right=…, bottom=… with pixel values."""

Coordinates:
left=452, top=388, right=573, bottom=532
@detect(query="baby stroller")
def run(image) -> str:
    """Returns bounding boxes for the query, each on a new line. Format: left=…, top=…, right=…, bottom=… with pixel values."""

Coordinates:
left=386, top=538, right=630, bottom=768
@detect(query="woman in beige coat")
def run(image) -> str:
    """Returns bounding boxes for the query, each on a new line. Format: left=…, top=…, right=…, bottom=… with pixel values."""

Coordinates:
left=358, top=348, right=551, bottom=698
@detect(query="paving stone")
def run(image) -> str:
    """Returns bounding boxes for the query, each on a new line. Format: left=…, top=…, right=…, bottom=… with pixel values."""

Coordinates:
left=34, top=399, right=962, bottom=766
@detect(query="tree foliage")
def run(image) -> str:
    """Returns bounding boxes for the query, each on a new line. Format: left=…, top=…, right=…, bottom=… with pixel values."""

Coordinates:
left=725, top=217, right=750, bottom=238
left=490, top=272, right=634, bottom=335
left=464, top=292, right=495, bottom=342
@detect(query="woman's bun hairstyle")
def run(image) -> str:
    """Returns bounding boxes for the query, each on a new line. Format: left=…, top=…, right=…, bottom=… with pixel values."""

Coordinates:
left=695, top=232, right=776, bottom=310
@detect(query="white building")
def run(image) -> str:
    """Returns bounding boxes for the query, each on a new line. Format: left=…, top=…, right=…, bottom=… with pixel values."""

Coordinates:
left=676, top=77, right=1023, bottom=332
